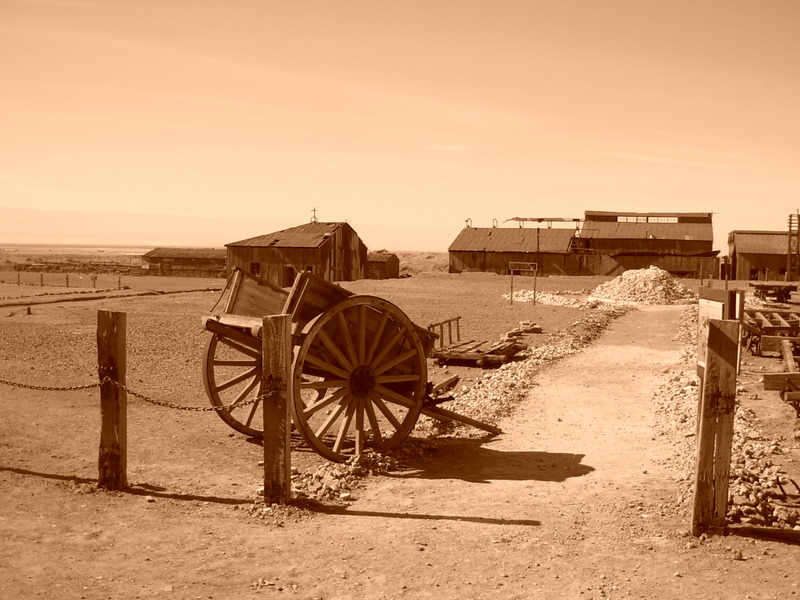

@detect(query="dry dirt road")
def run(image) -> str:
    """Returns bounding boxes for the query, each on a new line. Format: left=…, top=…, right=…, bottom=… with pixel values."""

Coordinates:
left=2, top=305, right=800, bottom=600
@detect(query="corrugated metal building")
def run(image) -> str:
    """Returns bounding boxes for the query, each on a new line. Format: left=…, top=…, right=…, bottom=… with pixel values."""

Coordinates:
left=728, top=230, right=788, bottom=280
left=448, top=226, right=577, bottom=275
left=367, top=252, right=400, bottom=279
left=141, top=248, right=227, bottom=277
left=226, top=222, right=367, bottom=288
left=580, top=210, right=719, bottom=277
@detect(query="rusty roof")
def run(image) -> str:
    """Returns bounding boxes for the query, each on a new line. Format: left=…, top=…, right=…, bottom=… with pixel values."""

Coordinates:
left=580, top=221, right=713, bottom=241
left=729, top=230, right=788, bottom=255
left=226, top=222, right=353, bottom=248
left=448, top=227, right=575, bottom=253
left=142, top=247, right=227, bottom=259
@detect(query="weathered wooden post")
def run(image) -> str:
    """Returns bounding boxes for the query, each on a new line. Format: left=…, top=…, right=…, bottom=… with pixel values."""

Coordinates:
left=691, top=319, right=738, bottom=536
left=40, top=273, right=43, bottom=287
left=262, top=314, right=292, bottom=504
left=97, top=310, right=127, bottom=490
left=17, top=272, right=20, bottom=286
left=66, top=274, right=69, bottom=287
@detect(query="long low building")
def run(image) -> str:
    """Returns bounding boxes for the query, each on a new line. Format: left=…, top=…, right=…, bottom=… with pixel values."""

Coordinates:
left=141, top=247, right=227, bottom=276
left=449, top=210, right=719, bottom=277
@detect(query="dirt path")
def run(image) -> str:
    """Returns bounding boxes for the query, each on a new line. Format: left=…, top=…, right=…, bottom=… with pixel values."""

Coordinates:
left=3, top=305, right=800, bottom=599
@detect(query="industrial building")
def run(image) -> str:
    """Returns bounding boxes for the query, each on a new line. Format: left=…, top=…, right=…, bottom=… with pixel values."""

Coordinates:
left=727, top=230, right=789, bottom=281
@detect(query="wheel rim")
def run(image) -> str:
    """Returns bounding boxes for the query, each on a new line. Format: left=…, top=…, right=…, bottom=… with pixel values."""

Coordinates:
left=291, top=296, right=427, bottom=462
left=203, top=331, right=265, bottom=438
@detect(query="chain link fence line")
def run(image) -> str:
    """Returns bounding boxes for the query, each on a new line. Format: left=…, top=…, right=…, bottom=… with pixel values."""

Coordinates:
left=0, top=375, right=274, bottom=412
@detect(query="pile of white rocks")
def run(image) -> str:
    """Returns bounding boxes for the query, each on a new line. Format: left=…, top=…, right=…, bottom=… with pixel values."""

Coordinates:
left=590, top=266, right=697, bottom=305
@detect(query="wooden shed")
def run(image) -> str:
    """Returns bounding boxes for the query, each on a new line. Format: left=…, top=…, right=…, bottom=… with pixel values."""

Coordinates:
left=226, top=221, right=367, bottom=288
left=141, top=247, right=227, bottom=277
left=728, top=230, right=788, bottom=281
left=367, top=251, right=400, bottom=279
left=448, top=226, right=576, bottom=275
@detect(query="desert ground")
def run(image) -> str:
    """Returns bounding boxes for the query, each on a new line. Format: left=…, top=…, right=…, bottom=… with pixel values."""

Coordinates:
left=1, top=250, right=800, bottom=600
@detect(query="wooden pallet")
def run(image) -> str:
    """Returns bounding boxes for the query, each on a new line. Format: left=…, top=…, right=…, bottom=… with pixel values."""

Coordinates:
left=431, top=338, right=528, bottom=368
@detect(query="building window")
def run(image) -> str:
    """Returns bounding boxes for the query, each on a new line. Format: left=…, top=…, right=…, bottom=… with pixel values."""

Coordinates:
left=249, top=262, right=261, bottom=277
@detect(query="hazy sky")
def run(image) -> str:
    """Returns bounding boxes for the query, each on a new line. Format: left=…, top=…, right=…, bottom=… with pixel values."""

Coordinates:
left=2, top=0, right=799, bottom=252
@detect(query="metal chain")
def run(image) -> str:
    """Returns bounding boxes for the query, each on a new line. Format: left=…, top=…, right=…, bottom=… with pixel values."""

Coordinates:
left=0, top=377, right=101, bottom=392
left=0, top=375, right=276, bottom=412
left=104, top=378, right=276, bottom=412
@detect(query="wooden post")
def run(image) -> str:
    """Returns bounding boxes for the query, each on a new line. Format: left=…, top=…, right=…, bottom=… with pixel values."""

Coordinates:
left=691, top=319, right=738, bottom=536
left=781, top=339, right=798, bottom=372
left=97, top=310, right=127, bottom=490
left=66, top=274, right=69, bottom=287
left=17, top=272, right=20, bottom=286
left=118, top=276, right=122, bottom=290
left=262, top=314, right=292, bottom=504
left=40, top=273, right=43, bottom=287
left=533, top=270, right=538, bottom=306
left=509, top=269, right=514, bottom=305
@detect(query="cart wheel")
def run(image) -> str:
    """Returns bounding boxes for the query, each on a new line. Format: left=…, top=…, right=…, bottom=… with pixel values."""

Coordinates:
left=291, top=295, right=427, bottom=462
left=203, top=331, right=265, bottom=438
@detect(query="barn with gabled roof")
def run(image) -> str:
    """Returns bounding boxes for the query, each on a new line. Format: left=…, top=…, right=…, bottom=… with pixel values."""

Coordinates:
left=225, top=221, right=367, bottom=288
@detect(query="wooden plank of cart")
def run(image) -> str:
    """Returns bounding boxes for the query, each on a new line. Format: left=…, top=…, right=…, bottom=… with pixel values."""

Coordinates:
left=201, top=268, right=501, bottom=463
left=742, top=308, right=800, bottom=356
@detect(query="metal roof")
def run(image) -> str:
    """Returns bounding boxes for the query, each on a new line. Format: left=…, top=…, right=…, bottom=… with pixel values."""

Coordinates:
left=729, top=230, right=788, bottom=255
left=226, top=222, right=351, bottom=249
left=448, top=227, right=575, bottom=253
left=367, top=252, right=398, bottom=263
left=142, top=247, right=227, bottom=259
left=585, top=210, right=713, bottom=221
left=580, top=221, right=713, bottom=241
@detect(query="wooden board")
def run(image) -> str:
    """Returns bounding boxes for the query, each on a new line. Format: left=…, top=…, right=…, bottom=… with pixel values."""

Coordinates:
left=762, top=372, right=800, bottom=391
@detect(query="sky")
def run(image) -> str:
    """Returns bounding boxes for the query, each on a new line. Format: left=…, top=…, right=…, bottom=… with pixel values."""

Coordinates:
left=1, top=0, right=799, bottom=253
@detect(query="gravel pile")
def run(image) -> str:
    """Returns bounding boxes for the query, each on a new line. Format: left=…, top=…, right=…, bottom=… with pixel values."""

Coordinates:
left=590, top=266, right=697, bottom=305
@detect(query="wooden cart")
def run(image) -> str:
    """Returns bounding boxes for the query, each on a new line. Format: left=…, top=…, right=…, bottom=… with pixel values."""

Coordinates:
left=201, top=268, right=499, bottom=462
left=749, top=281, right=797, bottom=304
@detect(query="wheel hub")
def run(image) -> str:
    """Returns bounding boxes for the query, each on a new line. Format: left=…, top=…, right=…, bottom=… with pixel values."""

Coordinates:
left=349, top=365, right=376, bottom=398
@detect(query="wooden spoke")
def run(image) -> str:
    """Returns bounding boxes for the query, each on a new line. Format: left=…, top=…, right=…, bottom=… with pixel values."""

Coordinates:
left=229, top=374, right=261, bottom=407
left=300, top=379, right=349, bottom=390
left=370, top=392, right=403, bottom=430
left=303, top=352, right=351, bottom=379
left=364, top=393, right=385, bottom=448
left=303, top=387, right=349, bottom=418
left=374, top=384, right=416, bottom=409
left=213, top=358, right=258, bottom=368
left=243, top=390, right=262, bottom=427
left=365, top=311, right=390, bottom=363
left=333, top=398, right=358, bottom=454
left=337, top=311, right=359, bottom=367
left=218, top=335, right=261, bottom=359
left=216, top=367, right=259, bottom=393
left=369, top=326, right=405, bottom=371
left=314, top=396, right=350, bottom=440
left=373, top=347, right=419, bottom=377
left=354, top=400, right=365, bottom=456
left=357, top=304, right=367, bottom=364
left=316, top=328, right=354, bottom=372
left=375, top=374, right=422, bottom=384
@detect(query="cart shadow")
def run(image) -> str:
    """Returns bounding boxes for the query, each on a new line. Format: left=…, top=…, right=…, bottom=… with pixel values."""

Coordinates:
left=391, top=437, right=595, bottom=484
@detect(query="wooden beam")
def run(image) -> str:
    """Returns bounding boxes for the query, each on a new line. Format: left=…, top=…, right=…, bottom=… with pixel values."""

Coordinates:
left=262, top=314, right=292, bottom=505
left=97, top=310, right=127, bottom=490
left=692, top=319, right=739, bottom=536
left=782, top=339, right=798, bottom=372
